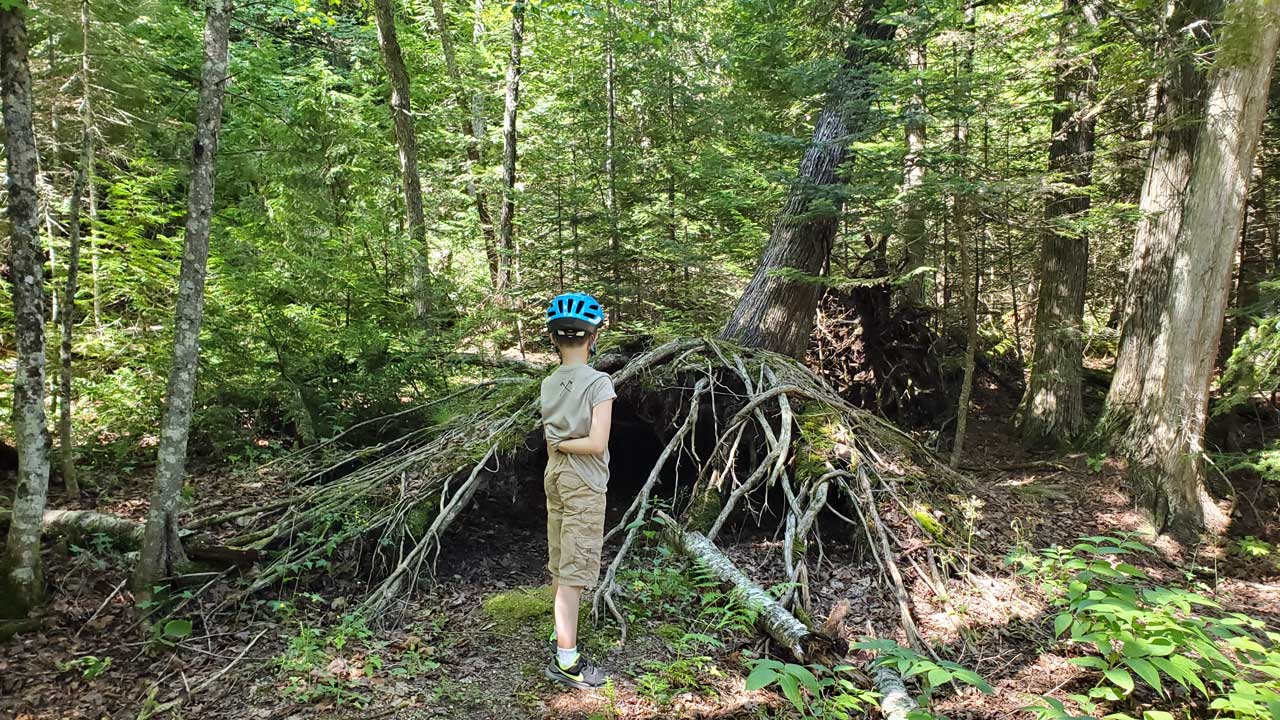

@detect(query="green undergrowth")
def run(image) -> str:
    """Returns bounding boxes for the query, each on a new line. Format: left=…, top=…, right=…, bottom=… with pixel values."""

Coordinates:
left=270, top=607, right=446, bottom=708
left=613, top=543, right=759, bottom=709
left=1013, top=534, right=1280, bottom=719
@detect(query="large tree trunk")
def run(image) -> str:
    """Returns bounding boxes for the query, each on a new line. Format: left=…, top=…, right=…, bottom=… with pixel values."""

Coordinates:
left=57, top=0, right=95, bottom=496
left=495, top=0, right=523, bottom=292
left=1121, top=0, right=1280, bottom=541
left=1102, top=0, right=1218, bottom=433
left=134, top=0, right=232, bottom=599
left=427, top=0, right=499, bottom=287
left=1019, top=0, right=1098, bottom=447
left=720, top=3, right=893, bottom=358
left=371, top=0, right=432, bottom=316
left=1, top=2, right=50, bottom=619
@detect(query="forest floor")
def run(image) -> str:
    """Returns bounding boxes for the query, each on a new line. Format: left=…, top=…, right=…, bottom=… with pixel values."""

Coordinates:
left=3, top=396, right=1278, bottom=720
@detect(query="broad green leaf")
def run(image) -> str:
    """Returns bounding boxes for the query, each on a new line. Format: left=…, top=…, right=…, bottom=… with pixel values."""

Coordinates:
left=1054, top=613, right=1072, bottom=638
left=779, top=672, right=804, bottom=712
left=162, top=619, right=193, bottom=640
left=1103, top=668, right=1134, bottom=695
left=744, top=665, right=778, bottom=691
left=1122, top=658, right=1163, bottom=696
left=1067, top=656, right=1108, bottom=670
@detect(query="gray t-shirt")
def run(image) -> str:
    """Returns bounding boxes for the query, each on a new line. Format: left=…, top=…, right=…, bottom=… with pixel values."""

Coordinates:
left=541, top=363, right=616, bottom=492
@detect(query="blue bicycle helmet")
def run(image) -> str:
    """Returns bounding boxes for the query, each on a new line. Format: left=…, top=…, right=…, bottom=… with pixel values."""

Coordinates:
left=546, top=292, right=605, bottom=337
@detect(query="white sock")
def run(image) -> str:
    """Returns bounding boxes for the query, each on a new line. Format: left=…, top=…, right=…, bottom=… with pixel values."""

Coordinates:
left=556, top=645, right=579, bottom=669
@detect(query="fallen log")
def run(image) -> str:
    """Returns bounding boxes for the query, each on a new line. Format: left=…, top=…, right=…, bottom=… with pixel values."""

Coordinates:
left=657, top=510, right=836, bottom=662
left=0, top=509, right=258, bottom=566
left=659, top=511, right=924, bottom=715
left=872, top=661, right=921, bottom=720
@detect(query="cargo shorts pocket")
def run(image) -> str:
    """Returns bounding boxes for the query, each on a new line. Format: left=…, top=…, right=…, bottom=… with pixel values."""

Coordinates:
left=556, top=471, right=606, bottom=588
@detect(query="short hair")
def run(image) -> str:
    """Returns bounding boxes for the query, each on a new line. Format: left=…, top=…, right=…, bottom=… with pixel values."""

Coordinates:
left=550, top=329, right=594, bottom=349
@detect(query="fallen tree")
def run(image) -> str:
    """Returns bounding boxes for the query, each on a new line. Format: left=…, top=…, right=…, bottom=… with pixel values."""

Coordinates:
left=214, top=337, right=974, bottom=640
left=0, top=508, right=257, bottom=566
left=659, top=509, right=924, bottom=715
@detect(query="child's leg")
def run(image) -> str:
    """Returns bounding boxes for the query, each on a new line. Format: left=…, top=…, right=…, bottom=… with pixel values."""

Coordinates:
left=553, top=584, right=581, bottom=650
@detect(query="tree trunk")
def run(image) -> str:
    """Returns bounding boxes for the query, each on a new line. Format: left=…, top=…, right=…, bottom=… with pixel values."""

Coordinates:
left=605, top=0, right=621, bottom=313
left=371, top=0, right=431, bottom=316
left=57, top=0, right=96, bottom=496
left=900, top=18, right=928, bottom=306
left=496, top=0, right=523, bottom=292
left=427, top=0, right=499, bottom=287
left=134, top=0, right=232, bottom=599
left=1020, top=0, right=1098, bottom=447
left=949, top=2, right=978, bottom=468
left=1102, top=0, right=1218, bottom=434
left=1122, top=0, right=1280, bottom=541
left=1, top=2, right=50, bottom=619
left=720, top=2, right=893, bottom=358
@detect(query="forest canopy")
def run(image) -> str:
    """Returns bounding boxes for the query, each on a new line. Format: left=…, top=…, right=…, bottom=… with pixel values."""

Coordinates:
left=3, top=0, right=1280, bottom=717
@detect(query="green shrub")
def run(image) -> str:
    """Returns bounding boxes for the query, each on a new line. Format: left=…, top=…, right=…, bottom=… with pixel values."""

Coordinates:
left=1017, top=535, right=1280, bottom=719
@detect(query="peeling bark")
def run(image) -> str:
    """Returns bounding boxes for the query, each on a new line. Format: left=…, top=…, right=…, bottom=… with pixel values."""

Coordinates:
left=1, top=1, right=51, bottom=618
left=662, top=515, right=828, bottom=661
left=135, top=0, right=232, bottom=600
left=1103, top=0, right=1219, bottom=434
left=1123, top=0, right=1280, bottom=540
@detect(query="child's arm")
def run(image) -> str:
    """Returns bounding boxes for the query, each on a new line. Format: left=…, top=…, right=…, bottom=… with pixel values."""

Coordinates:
left=555, top=399, right=613, bottom=456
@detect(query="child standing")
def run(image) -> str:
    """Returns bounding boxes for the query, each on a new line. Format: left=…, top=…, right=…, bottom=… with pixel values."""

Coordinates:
left=540, top=292, right=613, bottom=689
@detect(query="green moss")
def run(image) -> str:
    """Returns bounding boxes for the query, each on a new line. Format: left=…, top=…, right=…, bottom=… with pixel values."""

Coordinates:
left=482, top=585, right=554, bottom=634
left=684, top=485, right=722, bottom=533
left=909, top=504, right=945, bottom=541
left=654, top=623, right=685, bottom=642
left=403, top=502, right=436, bottom=539
left=794, top=410, right=842, bottom=481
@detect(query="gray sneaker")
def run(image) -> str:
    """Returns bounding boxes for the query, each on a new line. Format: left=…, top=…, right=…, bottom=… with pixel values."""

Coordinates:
left=544, top=654, right=609, bottom=689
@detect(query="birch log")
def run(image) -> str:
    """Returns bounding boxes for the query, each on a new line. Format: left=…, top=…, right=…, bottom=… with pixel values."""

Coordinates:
left=659, top=512, right=820, bottom=660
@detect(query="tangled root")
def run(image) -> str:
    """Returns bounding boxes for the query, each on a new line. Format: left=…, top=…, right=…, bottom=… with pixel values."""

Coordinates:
left=227, top=338, right=974, bottom=642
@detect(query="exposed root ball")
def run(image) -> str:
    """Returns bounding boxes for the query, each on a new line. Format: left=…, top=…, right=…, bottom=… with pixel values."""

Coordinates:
left=230, top=338, right=973, bottom=640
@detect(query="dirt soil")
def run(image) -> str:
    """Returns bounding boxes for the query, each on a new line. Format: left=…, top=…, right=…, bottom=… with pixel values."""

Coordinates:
left=3, top=403, right=1278, bottom=720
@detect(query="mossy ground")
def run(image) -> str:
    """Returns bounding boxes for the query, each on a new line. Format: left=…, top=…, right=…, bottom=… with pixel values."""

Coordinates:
left=482, top=585, right=556, bottom=635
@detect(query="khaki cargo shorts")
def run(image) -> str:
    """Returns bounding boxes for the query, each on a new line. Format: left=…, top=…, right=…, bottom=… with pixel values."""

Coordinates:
left=544, top=459, right=607, bottom=588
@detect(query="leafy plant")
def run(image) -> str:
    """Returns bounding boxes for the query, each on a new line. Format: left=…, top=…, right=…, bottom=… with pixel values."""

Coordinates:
left=1020, top=535, right=1280, bottom=719
left=743, top=658, right=880, bottom=719
left=58, top=655, right=112, bottom=680
left=854, top=639, right=993, bottom=703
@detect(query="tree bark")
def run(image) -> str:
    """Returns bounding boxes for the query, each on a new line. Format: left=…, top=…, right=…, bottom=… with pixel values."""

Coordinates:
left=900, top=15, right=928, bottom=306
left=949, top=2, right=978, bottom=468
left=1, top=1, right=51, bottom=619
left=496, top=0, right=523, bottom=292
left=605, top=0, right=621, bottom=313
left=371, top=0, right=432, bottom=316
left=719, top=2, right=893, bottom=358
left=57, top=0, right=96, bottom=496
left=1122, top=0, right=1280, bottom=541
left=1102, top=0, right=1219, bottom=434
left=134, top=0, right=232, bottom=599
left=427, top=0, right=499, bottom=287
left=1020, top=0, right=1098, bottom=447
left=661, top=516, right=828, bottom=661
